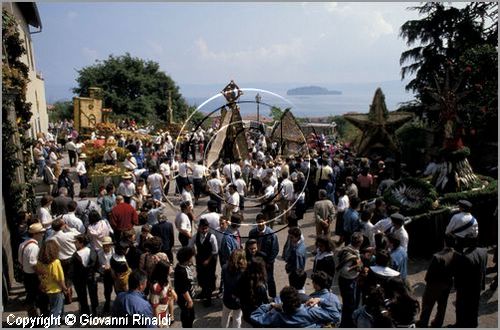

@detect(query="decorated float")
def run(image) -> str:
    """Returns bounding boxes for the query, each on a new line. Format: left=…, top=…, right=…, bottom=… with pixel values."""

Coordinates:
left=344, top=88, right=497, bottom=256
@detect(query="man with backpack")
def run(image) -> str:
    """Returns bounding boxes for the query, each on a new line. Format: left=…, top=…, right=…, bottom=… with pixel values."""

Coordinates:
left=76, top=191, right=100, bottom=228
left=335, top=231, right=364, bottom=328
left=18, top=223, right=48, bottom=316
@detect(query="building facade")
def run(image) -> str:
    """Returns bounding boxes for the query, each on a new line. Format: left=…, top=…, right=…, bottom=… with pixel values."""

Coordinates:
left=2, top=2, right=47, bottom=302
left=3, top=2, right=48, bottom=139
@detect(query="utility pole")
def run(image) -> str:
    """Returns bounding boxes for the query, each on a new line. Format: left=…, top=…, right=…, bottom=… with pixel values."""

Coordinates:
left=167, top=90, right=173, bottom=124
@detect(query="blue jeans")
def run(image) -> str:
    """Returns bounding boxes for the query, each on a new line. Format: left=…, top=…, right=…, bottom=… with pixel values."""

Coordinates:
left=37, top=159, right=46, bottom=177
left=47, top=292, right=64, bottom=325
left=339, top=276, right=359, bottom=328
left=266, top=263, right=277, bottom=298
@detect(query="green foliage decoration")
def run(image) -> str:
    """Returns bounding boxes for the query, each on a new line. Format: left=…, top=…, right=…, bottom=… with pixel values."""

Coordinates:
left=2, top=10, right=37, bottom=229
left=440, top=175, right=497, bottom=206
left=383, top=177, right=439, bottom=215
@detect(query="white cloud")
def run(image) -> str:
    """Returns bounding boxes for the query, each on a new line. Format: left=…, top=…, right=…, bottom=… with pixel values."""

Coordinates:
left=322, top=3, right=395, bottom=42
left=82, top=47, right=99, bottom=61
left=195, top=38, right=304, bottom=63
left=367, top=12, right=394, bottom=39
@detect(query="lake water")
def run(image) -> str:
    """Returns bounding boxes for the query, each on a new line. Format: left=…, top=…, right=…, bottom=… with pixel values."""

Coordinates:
left=185, top=91, right=414, bottom=118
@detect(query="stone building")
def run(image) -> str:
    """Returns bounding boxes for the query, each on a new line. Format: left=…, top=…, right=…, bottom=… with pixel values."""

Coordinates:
left=2, top=2, right=47, bottom=302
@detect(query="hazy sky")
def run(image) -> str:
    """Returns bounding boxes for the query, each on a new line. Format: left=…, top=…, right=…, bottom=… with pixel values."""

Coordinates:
left=33, top=2, right=428, bottom=89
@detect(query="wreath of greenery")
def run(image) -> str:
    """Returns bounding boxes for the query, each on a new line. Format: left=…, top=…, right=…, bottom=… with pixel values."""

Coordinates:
left=2, top=10, right=37, bottom=229
left=383, top=177, right=439, bottom=215
left=440, top=175, right=497, bottom=206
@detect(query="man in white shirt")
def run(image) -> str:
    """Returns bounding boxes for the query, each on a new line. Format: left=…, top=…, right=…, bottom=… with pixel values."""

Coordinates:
left=207, top=171, right=224, bottom=213
left=103, top=148, right=118, bottom=165
left=48, top=218, right=80, bottom=288
left=225, top=184, right=240, bottom=218
left=117, top=173, right=136, bottom=198
left=147, top=167, right=164, bottom=202
left=65, top=138, right=77, bottom=167
left=62, top=201, right=85, bottom=233
left=188, top=218, right=219, bottom=306
left=192, top=160, right=207, bottom=205
left=262, top=178, right=277, bottom=228
left=123, top=153, right=138, bottom=171
left=175, top=201, right=193, bottom=247
left=387, top=213, right=409, bottom=252
left=170, top=155, right=180, bottom=192
left=223, top=159, right=241, bottom=183
left=233, top=171, right=247, bottom=211
left=177, top=158, right=192, bottom=195
left=203, top=200, right=221, bottom=231
left=279, top=172, right=295, bottom=225
left=76, top=153, right=88, bottom=190
left=181, top=182, right=194, bottom=205
left=251, top=162, right=263, bottom=196
left=18, top=223, right=46, bottom=316
left=159, top=158, right=171, bottom=196
left=445, top=199, right=478, bottom=238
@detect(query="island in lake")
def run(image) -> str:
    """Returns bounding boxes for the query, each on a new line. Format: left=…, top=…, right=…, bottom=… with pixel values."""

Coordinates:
left=287, top=86, right=342, bottom=96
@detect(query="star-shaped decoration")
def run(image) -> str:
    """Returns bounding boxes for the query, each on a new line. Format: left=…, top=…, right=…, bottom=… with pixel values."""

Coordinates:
left=221, top=80, right=243, bottom=103
left=343, top=88, right=413, bottom=156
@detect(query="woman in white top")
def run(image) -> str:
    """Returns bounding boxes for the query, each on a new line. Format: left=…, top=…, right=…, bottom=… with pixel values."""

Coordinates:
left=37, top=195, right=54, bottom=229
left=48, top=147, right=59, bottom=167
left=87, top=210, right=111, bottom=251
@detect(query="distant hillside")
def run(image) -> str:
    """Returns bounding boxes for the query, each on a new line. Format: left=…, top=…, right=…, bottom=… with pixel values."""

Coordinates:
left=287, top=86, right=342, bottom=96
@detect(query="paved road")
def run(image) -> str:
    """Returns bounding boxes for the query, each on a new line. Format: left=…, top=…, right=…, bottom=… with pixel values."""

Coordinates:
left=2, top=154, right=497, bottom=328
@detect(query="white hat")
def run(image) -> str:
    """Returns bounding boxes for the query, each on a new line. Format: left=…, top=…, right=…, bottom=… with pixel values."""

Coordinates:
left=79, top=153, right=87, bottom=159
left=28, top=223, right=46, bottom=234
left=102, top=236, right=114, bottom=246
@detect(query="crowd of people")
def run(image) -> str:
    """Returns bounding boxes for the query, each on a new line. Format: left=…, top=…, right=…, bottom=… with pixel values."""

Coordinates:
left=16, top=124, right=493, bottom=328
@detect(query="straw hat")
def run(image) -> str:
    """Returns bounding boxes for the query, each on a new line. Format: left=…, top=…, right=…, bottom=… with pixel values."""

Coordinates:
left=79, top=153, right=87, bottom=159
left=28, top=223, right=46, bottom=234
left=122, top=173, right=133, bottom=180
left=102, top=236, right=114, bottom=246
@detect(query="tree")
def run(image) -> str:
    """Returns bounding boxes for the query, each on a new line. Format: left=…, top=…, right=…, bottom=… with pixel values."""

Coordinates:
left=399, top=3, right=498, bottom=191
left=48, top=101, right=73, bottom=122
left=73, top=53, right=192, bottom=123
left=399, top=3, right=497, bottom=141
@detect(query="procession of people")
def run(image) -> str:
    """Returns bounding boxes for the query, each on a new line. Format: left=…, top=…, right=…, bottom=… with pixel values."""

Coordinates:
left=15, top=120, right=494, bottom=328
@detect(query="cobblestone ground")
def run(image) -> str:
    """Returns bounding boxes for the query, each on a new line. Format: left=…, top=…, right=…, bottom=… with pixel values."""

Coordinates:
left=2, top=155, right=498, bottom=328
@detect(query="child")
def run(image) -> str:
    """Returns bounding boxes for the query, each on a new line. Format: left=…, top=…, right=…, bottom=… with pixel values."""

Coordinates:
left=149, top=261, right=178, bottom=327
left=110, top=242, right=131, bottom=294
left=138, top=224, right=153, bottom=252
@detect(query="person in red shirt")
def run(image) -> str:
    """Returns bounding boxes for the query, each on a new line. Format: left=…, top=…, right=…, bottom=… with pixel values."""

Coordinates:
left=110, top=195, right=139, bottom=241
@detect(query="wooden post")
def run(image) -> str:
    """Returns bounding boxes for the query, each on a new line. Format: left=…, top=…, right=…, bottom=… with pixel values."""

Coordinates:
left=167, top=90, right=173, bottom=124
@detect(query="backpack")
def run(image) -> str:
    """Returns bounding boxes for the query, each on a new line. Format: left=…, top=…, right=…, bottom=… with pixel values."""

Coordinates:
left=336, top=246, right=359, bottom=271
left=15, top=240, right=37, bottom=283
left=76, top=200, right=92, bottom=226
